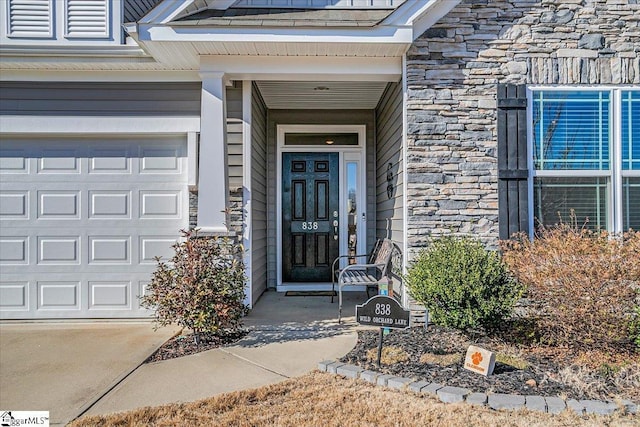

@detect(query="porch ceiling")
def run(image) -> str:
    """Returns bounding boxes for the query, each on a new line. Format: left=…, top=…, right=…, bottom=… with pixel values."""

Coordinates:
left=255, top=80, right=388, bottom=109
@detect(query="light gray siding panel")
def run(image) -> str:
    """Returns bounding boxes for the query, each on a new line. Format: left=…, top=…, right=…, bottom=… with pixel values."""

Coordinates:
left=224, top=87, right=244, bottom=237
left=251, top=83, right=268, bottom=303
left=266, top=109, right=376, bottom=289
left=0, top=82, right=201, bottom=117
left=226, top=88, right=243, bottom=190
left=375, top=81, right=404, bottom=297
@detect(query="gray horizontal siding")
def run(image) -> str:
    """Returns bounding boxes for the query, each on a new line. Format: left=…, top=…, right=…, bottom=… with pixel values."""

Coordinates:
left=375, top=81, right=404, bottom=299
left=0, top=82, right=201, bottom=117
left=225, top=87, right=244, bottom=237
left=251, top=83, right=268, bottom=304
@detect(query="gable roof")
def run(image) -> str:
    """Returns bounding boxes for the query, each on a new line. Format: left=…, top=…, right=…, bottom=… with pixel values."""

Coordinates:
left=123, top=0, right=461, bottom=70
left=138, top=0, right=460, bottom=39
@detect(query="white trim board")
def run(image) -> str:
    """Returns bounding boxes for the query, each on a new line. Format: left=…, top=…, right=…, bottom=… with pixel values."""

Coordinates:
left=200, top=55, right=401, bottom=82
left=0, top=116, right=200, bottom=134
left=0, top=70, right=201, bottom=82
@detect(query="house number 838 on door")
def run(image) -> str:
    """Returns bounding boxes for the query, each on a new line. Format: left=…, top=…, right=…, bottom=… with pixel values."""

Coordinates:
left=301, top=222, right=319, bottom=230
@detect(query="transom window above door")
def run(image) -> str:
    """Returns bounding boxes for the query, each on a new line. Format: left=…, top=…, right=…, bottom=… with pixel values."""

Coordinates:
left=530, top=88, right=639, bottom=233
left=284, top=133, right=359, bottom=146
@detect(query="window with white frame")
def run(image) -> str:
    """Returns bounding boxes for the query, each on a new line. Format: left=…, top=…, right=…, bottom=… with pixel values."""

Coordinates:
left=530, top=88, right=639, bottom=233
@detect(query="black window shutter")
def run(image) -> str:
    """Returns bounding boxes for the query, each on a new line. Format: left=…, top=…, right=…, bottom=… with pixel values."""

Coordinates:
left=497, top=84, right=529, bottom=240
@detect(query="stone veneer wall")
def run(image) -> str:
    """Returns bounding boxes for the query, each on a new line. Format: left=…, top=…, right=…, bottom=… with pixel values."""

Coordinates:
left=406, top=0, right=640, bottom=255
left=189, top=189, right=243, bottom=237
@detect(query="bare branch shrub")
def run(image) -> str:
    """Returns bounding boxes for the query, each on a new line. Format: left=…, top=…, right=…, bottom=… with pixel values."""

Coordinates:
left=501, top=225, right=640, bottom=352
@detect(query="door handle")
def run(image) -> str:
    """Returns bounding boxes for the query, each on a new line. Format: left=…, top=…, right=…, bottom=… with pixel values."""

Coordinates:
left=333, top=220, right=339, bottom=240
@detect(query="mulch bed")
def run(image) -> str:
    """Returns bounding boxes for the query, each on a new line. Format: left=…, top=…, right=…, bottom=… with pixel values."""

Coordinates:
left=340, top=326, right=639, bottom=402
left=144, top=330, right=248, bottom=363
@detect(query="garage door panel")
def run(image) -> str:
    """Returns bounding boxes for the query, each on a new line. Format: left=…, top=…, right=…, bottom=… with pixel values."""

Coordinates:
left=88, top=236, right=131, bottom=264
left=0, top=136, right=187, bottom=319
left=89, top=147, right=132, bottom=174
left=89, top=191, right=131, bottom=218
left=38, top=149, right=81, bottom=174
left=140, top=146, right=184, bottom=174
left=37, top=236, right=81, bottom=264
left=37, top=281, right=80, bottom=310
left=0, top=191, right=29, bottom=218
left=88, top=281, right=131, bottom=310
left=0, top=237, right=28, bottom=264
left=139, top=236, right=177, bottom=264
left=0, top=282, right=29, bottom=311
left=140, top=191, right=182, bottom=218
left=38, top=191, right=80, bottom=219
left=0, top=149, right=28, bottom=173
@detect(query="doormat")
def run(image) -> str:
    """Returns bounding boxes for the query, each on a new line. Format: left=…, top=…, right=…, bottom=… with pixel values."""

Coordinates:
left=285, top=291, right=337, bottom=297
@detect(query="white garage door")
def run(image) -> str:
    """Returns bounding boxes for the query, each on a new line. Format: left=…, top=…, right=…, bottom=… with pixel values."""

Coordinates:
left=0, top=136, right=188, bottom=319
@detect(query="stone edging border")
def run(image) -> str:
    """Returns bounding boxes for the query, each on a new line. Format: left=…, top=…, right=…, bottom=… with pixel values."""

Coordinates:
left=317, top=360, right=638, bottom=416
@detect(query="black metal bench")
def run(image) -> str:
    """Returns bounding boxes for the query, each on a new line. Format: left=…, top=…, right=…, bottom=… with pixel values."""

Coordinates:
left=331, top=238, right=402, bottom=323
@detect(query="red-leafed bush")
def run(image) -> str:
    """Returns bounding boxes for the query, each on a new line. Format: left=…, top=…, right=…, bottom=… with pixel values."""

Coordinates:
left=140, top=229, right=247, bottom=345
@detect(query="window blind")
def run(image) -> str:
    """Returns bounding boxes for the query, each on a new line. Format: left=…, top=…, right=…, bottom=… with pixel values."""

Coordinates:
left=534, top=177, right=608, bottom=230
left=622, top=91, right=640, bottom=171
left=533, top=91, right=610, bottom=171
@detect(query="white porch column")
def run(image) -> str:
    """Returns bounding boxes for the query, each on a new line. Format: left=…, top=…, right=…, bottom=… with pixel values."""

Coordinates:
left=197, top=72, right=229, bottom=233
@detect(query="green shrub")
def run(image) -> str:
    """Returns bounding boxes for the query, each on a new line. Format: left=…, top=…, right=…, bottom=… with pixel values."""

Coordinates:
left=140, top=229, right=247, bottom=344
left=501, top=227, right=640, bottom=351
left=405, top=236, right=523, bottom=332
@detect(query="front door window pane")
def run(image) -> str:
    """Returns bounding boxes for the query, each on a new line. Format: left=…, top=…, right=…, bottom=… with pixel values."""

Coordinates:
left=346, top=162, right=358, bottom=263
left=534, top=177, right=608, bottom=230
left=533, top=91, right=610, bottom=170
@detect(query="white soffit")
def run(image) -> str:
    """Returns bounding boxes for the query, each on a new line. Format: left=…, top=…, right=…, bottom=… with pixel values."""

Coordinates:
left=256, top=80, right=388, bottom=109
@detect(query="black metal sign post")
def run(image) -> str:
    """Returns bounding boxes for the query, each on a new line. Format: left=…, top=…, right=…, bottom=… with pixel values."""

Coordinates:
left=355, top=295, right=411, bottom=367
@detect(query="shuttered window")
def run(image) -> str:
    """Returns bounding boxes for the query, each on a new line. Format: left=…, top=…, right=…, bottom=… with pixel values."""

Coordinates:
left=530, top=88, right=640, bottom=233
left=65, top=0, right=109, bottom=38
left=7, top=0, right=53, bottom=38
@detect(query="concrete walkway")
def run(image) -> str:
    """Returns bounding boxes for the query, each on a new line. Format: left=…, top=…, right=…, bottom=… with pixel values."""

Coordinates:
left=0, top=290, right=364, bottom=425
left=84, top=291, right=361, bottom=417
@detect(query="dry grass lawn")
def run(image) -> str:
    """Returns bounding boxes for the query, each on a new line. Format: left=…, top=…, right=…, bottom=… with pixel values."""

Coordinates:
left=71, top=372, right=637, bottom=427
